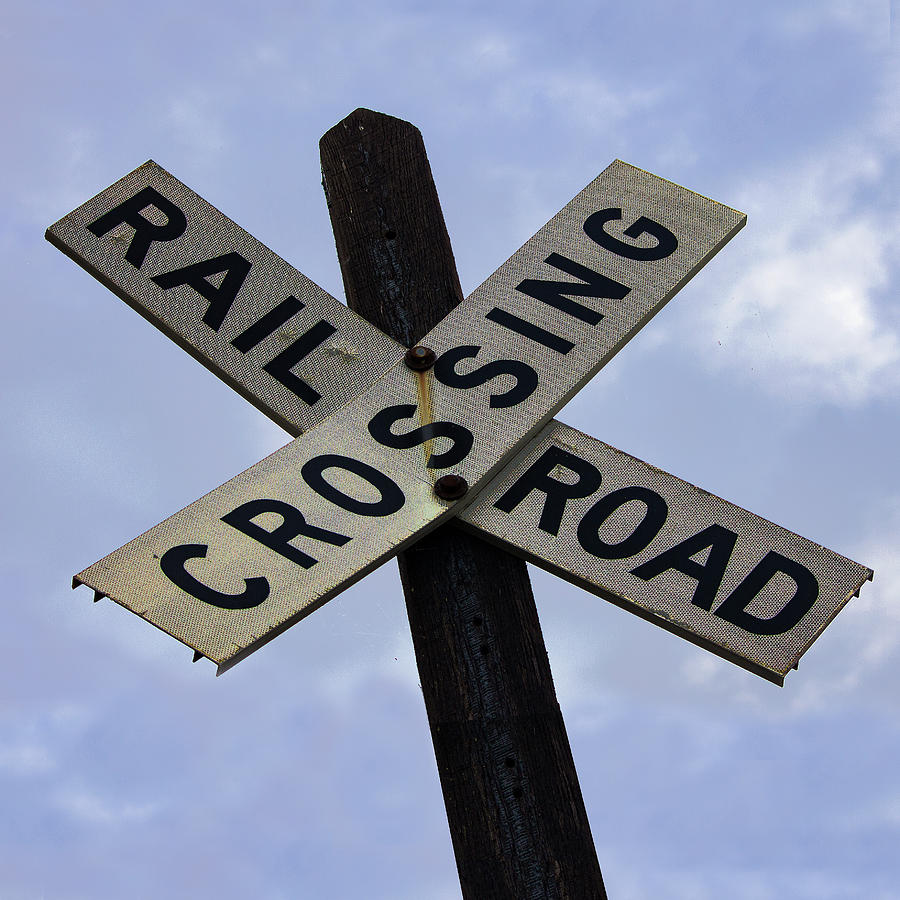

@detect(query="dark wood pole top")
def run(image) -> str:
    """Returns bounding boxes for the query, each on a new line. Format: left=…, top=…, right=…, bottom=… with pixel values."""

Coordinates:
left=321, top=107, right=607, bottom=900
left=320, top=107, right=466, bottom=347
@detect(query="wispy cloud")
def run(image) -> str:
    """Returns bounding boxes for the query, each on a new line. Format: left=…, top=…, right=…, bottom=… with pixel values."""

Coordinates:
left=0, top=703, right=94, bottom=778
left=696, top=89, right=899, bottom=405
left=776, top=0, right=891, bottom=45
left=710, top=209, right=898, bottom=403
left=53, top=783, right=162, bottom=826
left=166, top=88, right=230, bottom=165
left=0, top=741, right=53, bottom=776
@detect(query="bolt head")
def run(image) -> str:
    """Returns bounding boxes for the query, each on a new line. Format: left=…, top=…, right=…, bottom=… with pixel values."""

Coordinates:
left=404, top=345, right=436, bottom=370
left=434, top=474, right=468, bottom=501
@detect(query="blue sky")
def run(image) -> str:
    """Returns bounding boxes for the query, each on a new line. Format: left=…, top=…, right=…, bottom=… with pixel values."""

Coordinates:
left=3, top=1, right=898, bottom=897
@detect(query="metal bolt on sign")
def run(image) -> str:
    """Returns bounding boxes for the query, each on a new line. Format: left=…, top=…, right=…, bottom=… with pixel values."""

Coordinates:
left=404, top=345, right=437, bottom=370
left=47, top=109, right=872, bottom=899
left=434, top=473, right=469, bottom=501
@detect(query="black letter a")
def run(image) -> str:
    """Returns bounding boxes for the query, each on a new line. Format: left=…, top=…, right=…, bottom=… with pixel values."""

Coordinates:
left=152, top=252, right=252, bottom=331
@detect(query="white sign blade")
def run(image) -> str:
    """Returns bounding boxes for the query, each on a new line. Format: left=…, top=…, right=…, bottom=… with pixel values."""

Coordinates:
left=461, top=421, right=872, bottom=685
left=46, top=160, right=744, bottom=437
left=423, top=160, right=745, bottom=411
left=75, top=365, right=451, bottom=673
left=72, top=161, right=747, bottom=671
left=46, top=161, right=403, bottom=435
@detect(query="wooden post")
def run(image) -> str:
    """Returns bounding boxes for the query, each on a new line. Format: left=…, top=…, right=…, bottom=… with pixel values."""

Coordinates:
left=320, top=108, right=607, bottom=900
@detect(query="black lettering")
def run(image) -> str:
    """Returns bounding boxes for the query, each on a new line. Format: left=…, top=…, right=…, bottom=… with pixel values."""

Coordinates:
left=494, top=445, right=602, bottom=536
left=516, top=252, right=628, bottom=325
left=263, top=319, right=338, bottom=405
left=87, top=186, right=187, bottom=269
left=301, top=454, right=405, bottom=517
left=159, top=543, right=269, bottom=610
left=231, top=295, right=305, bottom=352
left=578, top=486, right=668, bottom=559
left=714, top=552, right=819, bottom=635
left=368, top=404, right=474, bottom=469
left=631, top=524, right=737, bottom=610
left=433, top=346, right=538, bottom=409
left=151, top=252, right=252, bottom=331
left=485, top=308, right=574, bottom=354
left=583, top=208, right=678, bottom=261
left=221, top=498, right=351, bottom=569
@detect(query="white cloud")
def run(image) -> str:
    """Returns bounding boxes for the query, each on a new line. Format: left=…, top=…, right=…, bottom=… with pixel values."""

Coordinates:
left=18, top=125, right=104, bottom=226
left=53, top=784, right=161, bottom=826
left=0, top=704, right=94, bottom=777
left=166, top=88, right=229, bottom=164
left=610, top=858, right=897, bottom=900
left=460, top=33, right=516, bottom=72
left=834, top=789, right=900, bottom=833
left=699, top=119, right=899, bottom=406
left=710, top=213, right=898, bottom=404
left=486, top=66, right=663, bottom=137
left=776, top=0, right=890, bottom=44
left=311, top=631, right=421, bottom=714
left=0, top=741, right=54, bottom=776
left=840, top=534, right=900, bottom=666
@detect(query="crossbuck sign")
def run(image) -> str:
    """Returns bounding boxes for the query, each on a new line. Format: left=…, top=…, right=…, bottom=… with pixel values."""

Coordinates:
left=48, top=158, right=871, bottom=686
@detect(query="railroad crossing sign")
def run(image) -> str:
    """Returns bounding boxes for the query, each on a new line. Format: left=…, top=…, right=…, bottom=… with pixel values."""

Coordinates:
left=48, top=142, right=871, bottom=686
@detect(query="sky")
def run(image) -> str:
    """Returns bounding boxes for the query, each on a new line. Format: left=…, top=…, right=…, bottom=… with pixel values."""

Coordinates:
left=2, top=1, right=898, bottom=898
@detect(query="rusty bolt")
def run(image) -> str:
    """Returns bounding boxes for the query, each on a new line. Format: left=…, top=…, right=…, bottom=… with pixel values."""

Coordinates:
left=404, top=345, right=436, bottom=371
left=434, top=474, right=468, bottom=501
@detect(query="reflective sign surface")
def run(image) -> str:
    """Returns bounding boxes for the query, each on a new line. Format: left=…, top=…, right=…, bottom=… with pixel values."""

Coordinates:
left=71, top=161, right=747, bottom=671
left=46, top=161, right=403, bottom=435
left=460, top=421, right=872, bottom=685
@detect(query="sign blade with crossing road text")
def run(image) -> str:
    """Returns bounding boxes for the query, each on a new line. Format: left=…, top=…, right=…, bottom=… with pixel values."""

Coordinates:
left=70, top=161, right=746, bottom=672
left=458, top=421, right=872, bottom=685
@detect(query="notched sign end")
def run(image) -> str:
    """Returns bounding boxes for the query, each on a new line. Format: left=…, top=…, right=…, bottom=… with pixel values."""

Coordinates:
left=73, top=567, right=217, bottom=666
left=72, top=575, right=107, bottom=604
left=643, top=556, right=874, bottom=687
left=766, top=561, right=874, bottom=685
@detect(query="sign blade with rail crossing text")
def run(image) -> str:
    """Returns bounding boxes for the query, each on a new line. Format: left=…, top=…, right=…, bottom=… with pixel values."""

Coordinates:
left=46, top=161, right=403, bottom=436
left=67, top=161, right=747, bottom=673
